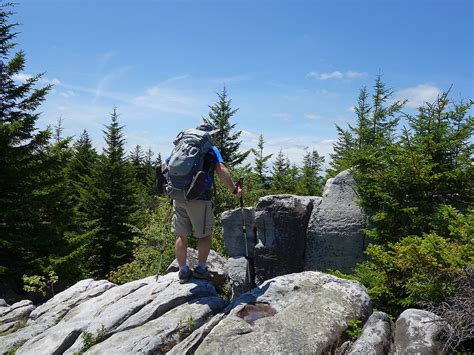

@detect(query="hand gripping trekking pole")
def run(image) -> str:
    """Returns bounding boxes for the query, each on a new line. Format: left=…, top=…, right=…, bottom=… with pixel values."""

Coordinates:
left=237, top=177, right=248, bottom=258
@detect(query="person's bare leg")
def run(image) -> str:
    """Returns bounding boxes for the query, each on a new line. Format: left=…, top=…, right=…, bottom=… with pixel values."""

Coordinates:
left=197, top=235, right=212, bottom=264
left=175, top=235, right=188, bottom=267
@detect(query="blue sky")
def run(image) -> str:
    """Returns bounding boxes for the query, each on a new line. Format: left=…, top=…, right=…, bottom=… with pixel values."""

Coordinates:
left=12, top=0, right=473, bottom=166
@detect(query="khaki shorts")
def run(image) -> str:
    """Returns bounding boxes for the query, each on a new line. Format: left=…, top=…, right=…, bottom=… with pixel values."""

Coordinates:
left=172, top=200, right=215, bottom=239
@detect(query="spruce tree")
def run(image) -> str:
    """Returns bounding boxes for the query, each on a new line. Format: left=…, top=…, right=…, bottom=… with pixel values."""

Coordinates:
left=205, top=87, right=249, bottom=167
left=129, top=144, right=146, bottom=186
left=251, top=134, right=272, bottom=186
left=75, top=109, right=140, bottom=278
left=296, top=149, right=325, bottom=196
left=271, top=150, right=297, bottom=194
left=0, top=3, right=63, bottom=286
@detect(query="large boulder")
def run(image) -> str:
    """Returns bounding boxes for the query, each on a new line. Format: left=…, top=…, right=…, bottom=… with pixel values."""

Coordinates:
left=194, top=271, right=372, bottom=354
left=14, top=273, right=223, bottom=354
left=254, top=195, right=318, bottom=284
left=221, top=207, right=256, bottom=258
left=394, top=309, right=448, bottom=354
left=347, top=311, right=394, bottom=355
left=305, top=169, right=368, bottom=273
left=0, top=279, right=114, bottom=353
left=226, top=257, right=254, bottom=301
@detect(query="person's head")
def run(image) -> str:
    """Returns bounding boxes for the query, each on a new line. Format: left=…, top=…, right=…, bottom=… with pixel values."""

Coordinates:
left=196, top=121, right=219, bottom=135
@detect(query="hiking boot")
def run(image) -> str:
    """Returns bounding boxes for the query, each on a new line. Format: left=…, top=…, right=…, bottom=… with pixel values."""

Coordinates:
left=193, top=265, right=212, bottom=280
left=186, top=171, right=206, bottom=200
left=178, top=268, right=193, bottom=284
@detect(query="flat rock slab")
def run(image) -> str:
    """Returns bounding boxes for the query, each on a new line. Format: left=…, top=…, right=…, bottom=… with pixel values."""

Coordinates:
left=16, top=273, right=220, bottom=355
left=85, top=296, right=227, bottom=354
left=0, top=279, right=114, bottom=353
left=0, top=301, right=34, bottom=324
left=195, top=271, right=372, bottom=354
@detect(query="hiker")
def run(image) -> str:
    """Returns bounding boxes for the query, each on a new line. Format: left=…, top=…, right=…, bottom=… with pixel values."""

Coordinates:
left=162, top=122, right=243, bottom=283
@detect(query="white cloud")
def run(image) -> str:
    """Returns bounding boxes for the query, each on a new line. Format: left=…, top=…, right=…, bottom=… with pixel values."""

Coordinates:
left=59, top=90, right=75, bottom=98
left=13, top=73, right=61, bottom=85
left=306, top=70, right=366, bottom=80
left=394, top=84, right=442, bottom=108
left=94, top=66, right=133, bottom=99
left=304, top=113, right=322, bottom=120
left=158, top=74, right=190, bottom=86
left=131, top=86, right=204, bottom=115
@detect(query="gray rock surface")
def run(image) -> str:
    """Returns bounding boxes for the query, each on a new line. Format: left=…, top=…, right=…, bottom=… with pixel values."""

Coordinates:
left=0, top=279, right=114, bottom=354
left=13, top=272, right=221, bottom=355
left=85, top=296, right=227, bottom=354
left=0, top=300, right=34, bottom=325
left=221, top=207, right=256, bottom=258
left=0, top=299, right=8, bottom=308
left=254, top=195, right=317, bottom=284
left=195, top=271, right=372, bottom=354
left=394, top=308, right=448, bottom=355
left=226, top=257, right=254, bottom=301
left=348, top=311, right=393, bottom=355
left=166, top=248, right=228, bottom=292
left=168, top=313, right=226, bottom=355
left=0, top=280, right=114, bottom=354
left=305, top=169, right=369, bottom=273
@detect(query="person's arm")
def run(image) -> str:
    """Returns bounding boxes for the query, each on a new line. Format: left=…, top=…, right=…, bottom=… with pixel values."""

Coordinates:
left=215, top=163, right=243, bottom=198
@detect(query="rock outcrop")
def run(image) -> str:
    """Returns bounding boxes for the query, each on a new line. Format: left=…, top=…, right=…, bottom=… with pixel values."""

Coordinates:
left=221, top=207, right=256, bottom=258
left=0, top=279, right=114, bottom=352
left=394, top=308, right=448, bottom=355
left=5, top=273, right=225, bottom=355
left=225, top=256, right=254, bottom=301
left=192, top=271, right=371, bottom=354
left=254, top=195, right=318, bottom=284
left=347, top=311, right=394, bottom=355
left=305, top=169, right=369, bottom=273
left=0, top=270, right=451, bottom=354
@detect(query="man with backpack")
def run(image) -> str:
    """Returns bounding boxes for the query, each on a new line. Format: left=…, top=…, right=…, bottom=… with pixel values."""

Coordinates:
left=160, top=122, right=243, bottom=283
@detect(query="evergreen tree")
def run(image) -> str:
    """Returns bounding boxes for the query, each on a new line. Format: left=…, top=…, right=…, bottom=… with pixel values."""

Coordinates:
left=129, top=144, right=146, bottom=186
left=296, top=149, right=325, bottom=196
left=68, top=130, right=98, bottom=200
left=271, top=150, right=297, bottom=194
left=251, top=134, right=272, bottom=186
left=75, top=108, right=140, bottom=278
left=327, top=77, right=405, bottom=177
left=205, top=87, right=249, bottom=167
left=0, top=3, right=64, bottom=287
left=357, top=92, right=473, bottom=242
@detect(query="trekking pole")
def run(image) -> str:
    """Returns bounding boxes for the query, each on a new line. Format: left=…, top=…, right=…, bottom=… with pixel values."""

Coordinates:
left=237, top=177, right=248, bottom=258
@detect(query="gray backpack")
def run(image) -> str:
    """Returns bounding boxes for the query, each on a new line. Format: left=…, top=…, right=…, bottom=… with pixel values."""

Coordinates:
left=164, top=128, right=213, bottom=200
